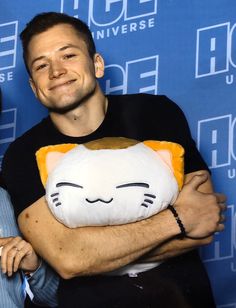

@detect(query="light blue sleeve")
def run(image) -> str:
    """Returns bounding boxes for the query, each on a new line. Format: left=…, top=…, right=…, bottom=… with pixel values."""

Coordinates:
left=28, top=260, right=59, bottom=307
left=0, top=187, right=59, bottom=307
left=0, top=187, right=19, bottom=237
left=0, top=188, right=25, bottom=308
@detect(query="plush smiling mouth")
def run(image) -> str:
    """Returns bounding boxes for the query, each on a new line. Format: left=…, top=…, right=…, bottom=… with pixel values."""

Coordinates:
left=85, top=198, right=113, bottom=204
left=49, top=79, right=76, bottom=90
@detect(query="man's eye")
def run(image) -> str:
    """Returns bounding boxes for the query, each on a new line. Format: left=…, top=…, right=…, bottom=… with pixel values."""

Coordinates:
left=35, top=63, right=47, bottom=71
left=63, top=54, right=76, bottom=59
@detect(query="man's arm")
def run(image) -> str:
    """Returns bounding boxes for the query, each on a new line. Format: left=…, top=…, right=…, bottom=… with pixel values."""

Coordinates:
left=18, top=171, right=225, bottom=279
left=138, top=170, right=226, bottom=262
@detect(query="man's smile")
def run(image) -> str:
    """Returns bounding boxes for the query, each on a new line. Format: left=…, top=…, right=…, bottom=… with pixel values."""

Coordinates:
left=49, top=79, right=77, bottom=91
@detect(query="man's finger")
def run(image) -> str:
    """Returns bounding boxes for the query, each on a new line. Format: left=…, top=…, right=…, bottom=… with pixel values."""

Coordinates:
left=13, top=249, right=25, bottom=272
left=214, top=193, right=227, bottom=204
left=0, top=237, right=19, bottom=257
left=216, top=223, right=225, bottom=232
left=219, top=203, right=227, bottom=212
left=0, top=237, right=13, bottom=247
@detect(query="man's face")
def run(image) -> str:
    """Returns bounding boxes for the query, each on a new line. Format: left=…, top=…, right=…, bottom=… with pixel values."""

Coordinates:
left=28, top=24, right=104, bottom=113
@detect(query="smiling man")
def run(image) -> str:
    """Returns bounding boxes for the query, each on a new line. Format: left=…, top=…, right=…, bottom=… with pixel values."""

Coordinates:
left=28, top=23, right=106, bottom=137
left=1, top=12, right=226, bottom=308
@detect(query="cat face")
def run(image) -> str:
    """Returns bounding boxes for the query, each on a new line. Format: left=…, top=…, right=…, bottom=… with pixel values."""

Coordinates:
left=45, top=143, right=180, bottom=227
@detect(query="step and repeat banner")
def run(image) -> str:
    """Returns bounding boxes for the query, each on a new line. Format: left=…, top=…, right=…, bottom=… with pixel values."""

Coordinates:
left=0, top=1, right=236, bottom=306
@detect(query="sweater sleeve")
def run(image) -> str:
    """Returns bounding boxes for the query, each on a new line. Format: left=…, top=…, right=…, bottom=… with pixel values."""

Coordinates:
left=28, top=260, right=59, bottom=307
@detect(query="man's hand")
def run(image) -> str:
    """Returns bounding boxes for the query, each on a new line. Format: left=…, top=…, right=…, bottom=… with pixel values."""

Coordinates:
left=174, top=172, right=226, bottom=239
left=0, top=236, right=40, bottom=276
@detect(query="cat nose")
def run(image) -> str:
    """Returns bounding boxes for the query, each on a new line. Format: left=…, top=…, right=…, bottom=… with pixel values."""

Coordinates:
left=85, top=198, right=113, bottom=204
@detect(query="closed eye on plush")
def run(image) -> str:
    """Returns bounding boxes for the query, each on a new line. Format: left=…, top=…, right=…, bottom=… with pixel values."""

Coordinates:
left=56, top=182, right=83, bottom=188
left=116, top=182, right=149, bottom=189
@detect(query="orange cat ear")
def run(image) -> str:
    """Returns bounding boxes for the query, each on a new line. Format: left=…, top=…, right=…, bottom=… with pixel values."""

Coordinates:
left=143, top=140, right=185, bottom=190
left=35, top=144, right=78, bottom=187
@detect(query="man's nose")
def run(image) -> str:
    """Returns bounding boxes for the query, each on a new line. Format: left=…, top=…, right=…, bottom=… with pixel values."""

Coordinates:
left=49, top=61, right=67, bottom=79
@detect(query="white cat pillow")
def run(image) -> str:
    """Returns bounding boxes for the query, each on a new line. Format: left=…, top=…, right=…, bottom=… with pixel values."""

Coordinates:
left=36, top=137, right=184, bottom=228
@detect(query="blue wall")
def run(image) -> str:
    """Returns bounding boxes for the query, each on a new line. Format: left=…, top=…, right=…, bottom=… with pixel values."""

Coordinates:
left=0, top=1, right=236, bottom=306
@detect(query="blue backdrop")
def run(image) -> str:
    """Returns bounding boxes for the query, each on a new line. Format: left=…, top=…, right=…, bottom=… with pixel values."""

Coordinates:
left=0, top=1, right=236, bottom=306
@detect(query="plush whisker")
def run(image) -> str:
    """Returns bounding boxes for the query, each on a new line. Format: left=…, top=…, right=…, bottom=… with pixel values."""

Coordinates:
left=51, top=192, right=59, bottom=197
left=144, top=199, right=153, bottom=204
left=144, top=193, right=156, bottom=199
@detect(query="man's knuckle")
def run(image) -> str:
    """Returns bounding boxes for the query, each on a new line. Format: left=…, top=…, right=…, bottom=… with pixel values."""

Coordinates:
left=208, top=194, right=216, bottom=203
left=205, top=236, right=213, bottom=244
left=8, top=251, right=15, bottom=257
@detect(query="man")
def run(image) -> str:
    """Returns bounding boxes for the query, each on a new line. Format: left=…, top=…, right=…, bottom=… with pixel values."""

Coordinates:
left=0, top=88, right=58, bottom=307
left=1, top=12, right=226, bottom=307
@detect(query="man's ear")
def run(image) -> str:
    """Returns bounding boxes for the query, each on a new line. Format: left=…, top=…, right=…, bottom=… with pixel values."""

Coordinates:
left=29, top=78, right=38, bottom=98
left=94, top=53, right=105, bottom=78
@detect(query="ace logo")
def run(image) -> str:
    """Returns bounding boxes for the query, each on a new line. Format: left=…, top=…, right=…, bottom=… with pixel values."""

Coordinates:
left=61, top=0, right=157, bottom=39
left=196, top=22, right=236, bottom=83
left=0, top=108, right=17, bottom=168
left=0, top=21, right=18, bottom=83
left=87, top=0, right=157, bottom=26
left=197, top=114, right=236, bottom=169
left=99, top=55, right=159, bottom=94
left=0, top=21, right=18, bottom=71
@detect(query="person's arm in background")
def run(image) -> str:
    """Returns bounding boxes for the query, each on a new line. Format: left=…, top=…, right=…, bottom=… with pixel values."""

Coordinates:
left=28, top=259, right=59, bottom=307
left=0, top=187, right=25, bottom=308
left=0, top=236, right=59, bottom=307
left=0, top=188, right=58, bottom=307
left=18, top=171, right=225, bottom=279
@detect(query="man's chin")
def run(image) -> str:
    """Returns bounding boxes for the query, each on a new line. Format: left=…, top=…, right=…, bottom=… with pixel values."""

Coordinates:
left=48, top=101, right=82, bottom=114
left=47, top=87, right=96, bottom=114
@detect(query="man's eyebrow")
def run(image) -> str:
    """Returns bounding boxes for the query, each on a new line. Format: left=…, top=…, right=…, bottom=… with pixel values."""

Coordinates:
left=58, top=44, right=80, bottom=51
left=30, top=44, right=81, bottom=68
left=31, top=55, right=46, bottom=68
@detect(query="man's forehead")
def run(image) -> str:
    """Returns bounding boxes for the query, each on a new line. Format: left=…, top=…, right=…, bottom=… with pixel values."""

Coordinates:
left=27, top=26, right=88, bottom=63
left=29, top=24, right=84, bottom=45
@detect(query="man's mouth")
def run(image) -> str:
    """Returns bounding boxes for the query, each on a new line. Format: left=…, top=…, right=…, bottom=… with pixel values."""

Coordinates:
left=49, top=79, right=76, bottom=91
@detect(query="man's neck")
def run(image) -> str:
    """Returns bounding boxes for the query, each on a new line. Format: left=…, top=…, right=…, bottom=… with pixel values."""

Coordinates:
left=50, top=91, right=108, bottom=137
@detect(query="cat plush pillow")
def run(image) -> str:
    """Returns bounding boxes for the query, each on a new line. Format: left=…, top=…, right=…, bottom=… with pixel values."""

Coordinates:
left=36, top=137, right=184, bottom=228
